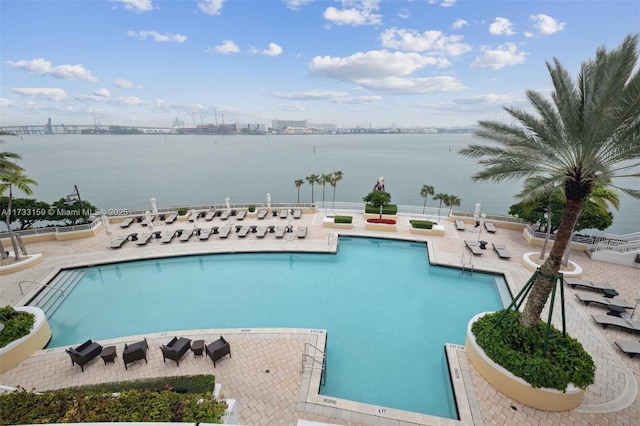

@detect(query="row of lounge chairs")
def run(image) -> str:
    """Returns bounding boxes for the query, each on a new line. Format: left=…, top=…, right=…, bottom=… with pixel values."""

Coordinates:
left=455, top=220, right=497, bottom=233
left=66, top=336, right=232, bottom=372
left=119, top=214, right=179, bottom=229
left=464, top=240, right=511, bottom=259
left=257, top=209, right=302, bottom=219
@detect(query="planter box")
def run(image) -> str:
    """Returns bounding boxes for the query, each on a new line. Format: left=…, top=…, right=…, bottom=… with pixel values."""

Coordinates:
left=0, top=307, right=51, bottom=374
left=322, top=218, right=353, bottom=229
left=410, top=224, right=445, bottom=237
left=465, top=312, right=586, bottom=411
left=363, top=213, right=397, bottom=221
left=364, top=223, right=397, bottom=232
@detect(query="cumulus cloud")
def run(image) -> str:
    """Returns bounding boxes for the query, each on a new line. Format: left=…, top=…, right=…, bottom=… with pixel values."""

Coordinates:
left=250, top=42, right=283, bottom=56
left=489, top=17, right=515, bottom=35
left=333, top=95, right=381, bottom=104
left=5, top=58, right=98, bottom=83
left=470, top=42, right=526, bottom=70
left=356, top=76, right=466, bottom=94
left=281, top=102, right=305, bottom=111
left=12, top=87, right=68, bottom=101
left=94, top=88, right=111, bottom=97
left=114, top=78, right=141, bottom=89
left=214, top=40, right=240, bottom=54
left=452, top=94, right=513, bottom=106
left=272, top=90, right=350, bottom=100
left=323, top=0, right=382, bottom=26
left=529, top=14, right=566, bottom=35
left=198, top=0, right=224, bottom=15
left=114, top=0, right=153, bottom=13
left=285, top=0, right=314, bottom=10
left=379, top=28, right=471, bottom=56
left=397, top=8, right=410, bottom=19
left=127, top=30, right=187, bottom=43
left=429, top=0, right=457, bottom=7
left=452, top=19, right=467, bottom=29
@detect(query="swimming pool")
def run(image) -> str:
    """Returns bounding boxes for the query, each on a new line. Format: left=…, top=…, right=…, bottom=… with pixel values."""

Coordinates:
left=41, top=237, right=508, bottom=419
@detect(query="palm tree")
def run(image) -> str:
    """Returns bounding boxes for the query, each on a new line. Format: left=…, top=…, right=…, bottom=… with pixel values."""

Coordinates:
left=444, top=195, right=461, bottom=215
left=306, top=174, right=319, bottom=203
left=420, top=185, right=434, bottom=214
left=0, top=150, right=23, bottom=259
left=330, top=170, right=343, bottom=208
left=433, top=193, right=448, bottom=221
left=320, top=173, right=332, bottom=208
left=294, top=179, right=304, bottom=203
left=0, top=169, right=37, bottom=261
left=460, top=34, right=640, bottom=329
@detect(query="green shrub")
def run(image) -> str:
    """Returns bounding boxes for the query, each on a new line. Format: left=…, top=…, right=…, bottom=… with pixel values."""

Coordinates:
left=334, top=215, right=352, bottom=224
left=364, top=204, right=397, bottom=215
left=248, top=204, right=256, bottom=212
left=472, top=310, right=595, bottom=390
left=177, top=207, right=188, bottom=216
left=66, top=375, right=215, bottom=395
left=0, top=376, right=226, bottom=425
left=410, top=220, right=434, bottom=229
left=0, top=306, right=35, bottom=348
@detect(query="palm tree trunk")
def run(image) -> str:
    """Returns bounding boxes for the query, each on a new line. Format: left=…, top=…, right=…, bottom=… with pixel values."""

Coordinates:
left=422, top=198, right=427, bottom=214
left=520, top=197, right=583, bottom=328
left=5, top=186, right=21, bottom=261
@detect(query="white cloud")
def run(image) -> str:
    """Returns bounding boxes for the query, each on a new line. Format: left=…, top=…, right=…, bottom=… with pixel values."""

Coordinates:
left=356, top=76, right=466, bottom=94
left=127, top=30, right=187, bottom=43
left=471, top=42, right=526, bottom=70
left=198, top=0, right=224, bottom=16
left=397, top=8, right=410, bottom=19
left=214, top=40, right=240, bottom=54
left=530, top=14, right=566, bottom=35
left=452, top=94, right=512, bottom=106
left=379, top=28, right=471, bottom=56
left=452, top=19, right=467, bottom=29
left=12, top=87, right=68, bottom=101
left=281, top=102, right=305, bottom=111
left=0, top=98, right=13, bottom=107
left=489, top=17, right=515, bottom=36
left=251, top=42, right=283, bottom=56
left=334, top=95, right=381, bottom=104
left=114, top=0, right=153, bottom=13
left=285, top=0, right=314, bottom=10
left=429, top=0, right=457, bottom=7
left=323, top=0, right=382, bottom=26
left=114, top=78, right=141, bottom=89
left=272, top=90, right=349, bottom=100
left=94, top=88, right=111, bottom=97
left=5, top=58, right=98, bottom=83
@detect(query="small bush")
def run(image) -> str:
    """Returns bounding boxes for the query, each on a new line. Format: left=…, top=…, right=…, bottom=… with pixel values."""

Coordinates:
left=472, top=310, right=595, bottom=390
left=0, top=306, right=35, bottom=348
left=334, top=215, right=352, bottom=224
left=67, top=375, right=215, bottom=395
left=248, top=204, right=256, bottom=212
left=364, top=204, right=398, bottom=215
left=366, top=218, right=396, bottom=224
left=410, top=220, right=434, bottom=229
left=177, top=207, right=188, bottom=216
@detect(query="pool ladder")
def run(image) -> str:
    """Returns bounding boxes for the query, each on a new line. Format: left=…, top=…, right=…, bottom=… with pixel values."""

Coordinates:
left=461, top=254, right=474, bottom=275
left=301, top=342, right=327, bottom=388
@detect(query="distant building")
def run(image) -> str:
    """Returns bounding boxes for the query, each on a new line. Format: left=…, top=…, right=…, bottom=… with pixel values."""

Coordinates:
left=272, top=119, right=307, bottom=133
left=240, top=123, right=267, bottom=134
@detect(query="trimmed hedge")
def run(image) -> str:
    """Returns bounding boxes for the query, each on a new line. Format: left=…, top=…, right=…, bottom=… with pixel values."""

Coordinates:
left=471, top=310, right=595, bottom=390
left=364, top=204, right=398, bottom=215
left=410, top=220, right=434, bottom=229
left=0, top=375, right=225, bottom=425
left=177, top=207, right=188, bottom=216
left=366, top=218, right=396, bottom=224
left=66, top=375, right=215, bottom=395
left=0, top=306, right=35, bottom=348
left=334, top=215, right=353, bottom=224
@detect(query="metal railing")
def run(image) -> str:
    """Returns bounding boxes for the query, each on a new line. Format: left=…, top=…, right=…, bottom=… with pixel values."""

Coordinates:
left=18, top=280, right=64, bottom=297
left=301, top=342, right=327, bottom=387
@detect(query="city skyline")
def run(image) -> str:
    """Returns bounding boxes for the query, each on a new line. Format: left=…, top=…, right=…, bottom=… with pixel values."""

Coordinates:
left=1, top=0, right=638, bottom=129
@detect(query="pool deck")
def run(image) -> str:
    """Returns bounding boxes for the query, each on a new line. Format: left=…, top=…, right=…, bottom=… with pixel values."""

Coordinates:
left=0, top=210, right=638, bottom=425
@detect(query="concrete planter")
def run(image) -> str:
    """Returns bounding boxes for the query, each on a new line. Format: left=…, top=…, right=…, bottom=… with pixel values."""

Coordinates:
left=364, top=222, right=397, bottom=232
left=410, top=224, right=445, bottom=237
left=322, top=218, right=353, bottom=229
left=465, top=312, right=586, bottom=411
left=0, top=307, right=51, bottom=374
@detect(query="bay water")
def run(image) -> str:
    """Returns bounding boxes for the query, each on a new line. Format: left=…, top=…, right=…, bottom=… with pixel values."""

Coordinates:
left=3, top=133, right=638, bottom=235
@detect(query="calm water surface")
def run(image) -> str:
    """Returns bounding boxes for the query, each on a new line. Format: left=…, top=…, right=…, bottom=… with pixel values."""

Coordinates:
left=4, top=133, right=638, bottom=234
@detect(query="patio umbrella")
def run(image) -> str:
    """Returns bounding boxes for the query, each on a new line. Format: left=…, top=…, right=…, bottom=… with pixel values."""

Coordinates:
left=151, top=198, right=158, bottom=224
left=145, top=210, right=153, bottom=231
left=101, top=215, right=112, bottom=242
left=477, top=213, right=486, bottom=243
left=267, top=193, right=271, bottom=210
left=474, top=203, right=481, bottom=230
left=225, top=197, right=231, bottom=210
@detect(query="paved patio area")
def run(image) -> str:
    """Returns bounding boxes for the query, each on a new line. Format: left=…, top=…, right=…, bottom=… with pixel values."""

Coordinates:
left=1, top=210, right=638, bottom=425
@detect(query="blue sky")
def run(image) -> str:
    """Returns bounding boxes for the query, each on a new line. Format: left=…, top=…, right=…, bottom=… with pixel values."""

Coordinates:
left=1, top=0, right=638, bottom=129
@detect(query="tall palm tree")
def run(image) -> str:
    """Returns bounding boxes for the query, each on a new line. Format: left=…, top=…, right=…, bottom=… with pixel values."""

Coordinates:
left=460, top=34, right=640, bottom=329
left=444, top=195, right=461, bottom=215
left=420, top=185, right=434, bottom=214
left=1, top=169, right=37, bottom=260
left=306, top=174, right=319, bottom=203
left=433, top=193, right=448, bottom=221
left=320, top=173, right=332, bottom=208
left=294, top=179, right=304, bottom=203
left=0, top=150, right=23, bottom=259
left=330, top=170, right=343, bottom=208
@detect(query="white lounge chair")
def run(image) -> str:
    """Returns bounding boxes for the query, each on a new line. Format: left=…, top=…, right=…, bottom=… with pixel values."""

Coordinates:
left=465, top=240, right=483, bottom=255
left=492, top=243, right=511, bottom=259
left=160, top=230, right=177, bottom=243
left=455, top=220, right=466, bottom=231
left=256, top=226, right=267, bottom=238
left=275, top=226, right=286, bottom=238
left=218, top=226, right=231, bottom=238
left=199, top=228, right=213, bottom=241
left=109, top=234, right=129, bottom=249
left=178, top=229, right=194, bottom=242
left=279, top=209, right=288, bottom=219
left=165, top=214, right=177, bottom=224
left=484, top=222, right=497, bottom=233
left=204, top=211, right=215, bottom=221
left=614, top=339, right=640, bottom=358
left=592, top=314, right=640, bottom=332
left=257, top=209, right=267, bottom=219
left=564, top=278, right=619, bottom=297
left=220, top=210, right=230, bottom=220
left=236, top=210, right=246, bottom=220
left=293, top=209, right=302, bottom=219
left=575, top=294, right=633, bottom=309
left=135, top=232, right=153, bottom=245
left=119, top=217, right=134, bottom=228
left=297, top=226, right=307, bottom=238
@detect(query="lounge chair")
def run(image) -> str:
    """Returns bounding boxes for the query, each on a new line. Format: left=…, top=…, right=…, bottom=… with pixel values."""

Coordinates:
left=256, top=226, right=267, bottom=238
left=123, top=338, right=149, bottom=370
left=219, top=226, right=231, bottom=238
left=293, top=209, right=302, bottom=219
left=160, top=337, right=192, bottom=366
left=492, top=243, right=511, bottom=259
left=257, top=209, right=267, bottom=219
left=279, top=209, right=288, bottom=219
left=165, top=213, right=177, bottom=224
left=297, top=226, right=308, bottom=238
left=455, top=220, right=466, bottom=231
left=275, top=226, right=286, bottom=239
left=592, top=314, right=640, bottom=332
left=614, top=339, right=640, bottom=358
left=135, top=232, right=153, bottom=245
left=119, top=217, right=134, bottom=228
left=178, top=229, right=194, bottom=242
left=236, top=210, right=246, bottom=220
left=220, top=210, right=230, bottom=220
left=484, top=222, right=497, bottom=233
left=205, top=336, right=231, bottom=367
left=204, top=211, right=215, bottom=221
left=564, top=278, right=619, bottom=297
left=199, top=227, right=213, bottom=241
left=575, top=294, right=633, bottom=309
left=160, top=230, right=177, bottom=243
left=465, top=240, right=483, bottom=256
left=109, top=234, right=129, bottom=249
left=238, top=226, right=250, bottom=238
left=66, top=339, right=103, bottom=372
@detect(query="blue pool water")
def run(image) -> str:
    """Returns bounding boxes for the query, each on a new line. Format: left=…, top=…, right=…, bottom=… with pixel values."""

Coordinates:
left=44, top=237, right=507, bottom=419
